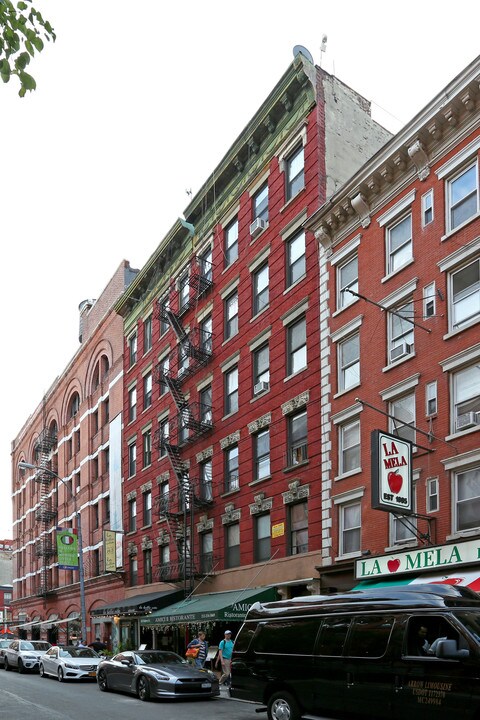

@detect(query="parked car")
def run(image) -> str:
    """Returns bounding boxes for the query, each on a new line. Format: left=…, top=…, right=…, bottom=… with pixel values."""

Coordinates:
left=4, top=640, right=51, bottom=673
left=39, top=645, right=102, bottom=682
left=96, top=649, right=220, bottom=701
left=0, top=639, right=12, bottom=668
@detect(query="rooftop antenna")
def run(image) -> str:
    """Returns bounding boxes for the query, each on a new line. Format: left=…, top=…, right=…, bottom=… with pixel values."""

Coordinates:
left=293, top=44, right=314, bottom=64
left=320, top=34, right=327, bottom=67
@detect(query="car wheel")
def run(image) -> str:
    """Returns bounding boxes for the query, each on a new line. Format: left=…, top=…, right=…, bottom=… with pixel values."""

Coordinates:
left=97, top=669, right=109, bottom=692
left=137, top=675, right=151, bottom=702
left=18, top=659, right=25, bottom=674
left=57, top=667, right=64, bottom=682
left=39, top=664, right=47, bottom=678
left=4, top=658, right=10, bottom=672
left=267, top=691, right=301, bottom=720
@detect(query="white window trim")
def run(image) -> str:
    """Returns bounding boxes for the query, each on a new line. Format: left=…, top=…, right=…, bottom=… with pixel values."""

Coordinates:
left=423, top=281, right=436, bottom=319
left=442, top=448, right=480, bottom=472
left=438, top=235, right=480, bottom=273
left=380, top=373, right=420, bottom=402
left=442, top=159, right=480, bottom=239
left=449, top=463, right=480, bottom=539
left=425, top=381, right=438, bottom=416
left=196, top=302, right=213, bottom=324
left=220, top=205, right=240, bottom=230
left=281, top=298, right=309, bottom=326
left=330, top=315, right=363, bottom=343
left=336, top=417, right=362, bottom=481
left=277, top=124, right=308, bottom=169
left=440, top=342, right=480, bottom=373
left=436, top=136, right=480, bottom=179
left=332, top=402, right=363, bottom=426
left=220, top=351, right=241, bottom=373
left=248, top=170, right=270, bottom=197
left=249, top=245, right=271, bottom=273
left=333, top=486, right=365, bottom=505
left=330, top=234, right=362, bottom=266
left=421, top=189, right=434, bottom=227
left=249, top=328, right=272, bottom=352
left=426, top=476, right=439, bottom=514
left=220, top=276, right=240, bottom=300
left=380, top=278, right=419, bottom=309
left=377, top=190, right=416, bottom=227
left=280, top=208, right=308, bottom=240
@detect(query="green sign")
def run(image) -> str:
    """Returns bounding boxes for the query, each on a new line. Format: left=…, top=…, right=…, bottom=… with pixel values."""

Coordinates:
left=57, top=527, right=79, bottom=570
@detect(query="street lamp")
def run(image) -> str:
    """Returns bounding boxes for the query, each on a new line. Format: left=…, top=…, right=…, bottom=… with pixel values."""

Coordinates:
left=18, top=461, right=87, bottom=642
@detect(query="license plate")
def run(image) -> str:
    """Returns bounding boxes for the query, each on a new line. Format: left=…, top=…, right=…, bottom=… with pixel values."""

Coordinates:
left=88, top=671, right=96, bottom=677
left=201, top=682, right=211, bottom=689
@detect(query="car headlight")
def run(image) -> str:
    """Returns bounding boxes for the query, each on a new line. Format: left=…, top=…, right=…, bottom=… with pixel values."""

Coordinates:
left=205, top=670, right=217, bottom=681
left=64, top=663, right=80, bottom=670
left=23, top=654, right=36, bottom=659
left=149, top=671, right=169, bottom=680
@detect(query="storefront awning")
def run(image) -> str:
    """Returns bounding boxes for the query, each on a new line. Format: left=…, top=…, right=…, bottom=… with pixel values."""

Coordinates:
left=354, top=570, right=480, bottom=591
left=141, top=586, right=279, bottom=626
left=91, top=589, right=184, bottom=617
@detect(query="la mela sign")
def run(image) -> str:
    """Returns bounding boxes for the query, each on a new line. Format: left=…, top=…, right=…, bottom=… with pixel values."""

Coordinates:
left=356, top=538, right=480, bottom=580
left=371, top=430, right=413, bottom=514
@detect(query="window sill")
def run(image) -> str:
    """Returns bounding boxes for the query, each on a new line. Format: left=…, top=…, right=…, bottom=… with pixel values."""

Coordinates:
left=382, top=351, right=416, bottom=372
left=250, top=305, right=270, bottom=322
left=250, top=389, right=270, bottom=403
left=222, top=332, right=239, bottom=347
left=443, top=316, right=480, bottom=340
left=248, top=476, right=271, bottom=487
left=283, top=460, right=309, bottom=473
left=220, top=488, right=241, bottom=499
left=334, top=383, right=361, bottom=399
left=381, top=257, right=415, bottom=283
left=446, top=529, right=480, bottom=542
left=283, top=274, right=307, bottom=296
left=279, top=185, right=306, bottom=214
left=441, top=211, right=480, bottom=241
left=445, top=425, right=480, bottom=442
left=334, top=468, right=362, bottom=482
left=384, top=541, right=417, bottom=553
left=332, top=298, right=360, bottom=317
left=283, top=367, right=307, bottom=382
left=222, top=410, right=239, bottom=421
left=335, top=551, right=362, bottom=562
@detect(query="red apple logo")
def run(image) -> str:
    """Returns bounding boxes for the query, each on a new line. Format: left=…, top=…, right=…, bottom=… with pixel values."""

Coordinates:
left=387, top=559, right=401, bottom=573
left=387, top=471, right=403, bottom=494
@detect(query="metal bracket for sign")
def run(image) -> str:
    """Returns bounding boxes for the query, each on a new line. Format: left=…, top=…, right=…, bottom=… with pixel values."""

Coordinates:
left=392, top=511, right=435, bottom=546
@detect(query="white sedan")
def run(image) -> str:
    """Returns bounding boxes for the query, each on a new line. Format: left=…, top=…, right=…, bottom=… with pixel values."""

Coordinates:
left=39, top=645, right=102, bottom=682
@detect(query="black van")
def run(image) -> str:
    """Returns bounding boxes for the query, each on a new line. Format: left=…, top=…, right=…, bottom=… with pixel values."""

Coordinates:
left=230, top=583, right=480, bottom=720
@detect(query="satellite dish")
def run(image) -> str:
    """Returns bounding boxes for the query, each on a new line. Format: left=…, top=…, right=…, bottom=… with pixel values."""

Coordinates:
left=293, top=45, right=314, bottom=64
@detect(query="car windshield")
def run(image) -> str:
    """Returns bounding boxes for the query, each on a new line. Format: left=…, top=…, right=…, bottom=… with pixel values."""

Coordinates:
left=135, top=651, right=186, bottom=665
left=455, top=611, right=480, bottom=642
left=60, top=647, right=98, bottom=658
left=31, top=642, right=51, bottom=651
left=20, top=642, right=36, bottom=650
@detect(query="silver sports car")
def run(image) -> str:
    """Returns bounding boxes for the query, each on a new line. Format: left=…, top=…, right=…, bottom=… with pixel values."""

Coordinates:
left=96, top=650, right=220, bottom=702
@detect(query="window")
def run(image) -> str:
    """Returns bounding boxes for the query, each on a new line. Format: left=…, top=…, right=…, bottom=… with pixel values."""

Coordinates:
left=450, top=258, right=480, bottom=329
left=143, top=372, right=152, bottom=409
left=128, top=498, right=136, bottom=532
left=287, top=316, right=307, bottom=375
left=159, top=296, right=169, bottom=336
left=447, top=160, right=479, bottom=232
left=92, top=457, right=99, bottom=480
left=391, top=498, right=416, bottom=545
left=159, top=355, right=169, bottom=396
left=198, top=246, right=213, bottom=286
left=159, top=418, right=169, bottom=457
left=143, top=316, right=152, bottom=353
left=455, top=467, right=480, bottom=531
left=225, top=218, right=239, bottom=267
left=128, top=386, right=137, bottom=422
left=200, top=314, right=213, bottom=354
left=253, top=183, right=269, bottom=222
left=337, top=255, right=358, bottom=310
left=224, top=366, right=239, bottom=415
left=104, top=398, right=109, bottom=424
left=253, top=343, right=269, bottom=392
left=317, top=616, right=351, bottom=656
left=453, top=364, right=480, bottom=431
left=225, top=523, right=240, bottom=568
left=339, top=419, right=361, bottom=475
left=200, top=531, right=213, bottom=573
left=254, top=429, right=270, bottom=481
left=178, top=340, right=190, bottom=377
left=160, top=543, right=170, bottom=569
left=179, top=272, right=189, bottom=312
left=143, top=429, right=152, bottom=467
left=143, top=490, right=152, bottom=526
left=338, top=333, right=360, bottom=392
left=128, top=333, right=137, bottom=366
left=254, top=513, right=271, bottom=562
left=286, top=144, right=304, bottom=200
left=389, top=301, right=414, bottom=363
left=286, top=231, right=306, bottom=287
left=426, top=381, right=437, bottom=416
left=287, top=410, right=307, bottom=466
left=69, top=393, right=80, bottom=419
left=423, top=282, right=436, bottom=319
left=92, top=502, right=99, bottom=530
left=427, top=477, right=439, bottom=513
left=289, top=501, right=308, bottom=555
left=143, top=548, right=152, bottom=584
left=224, top=445, right=239, bottom=492
left=422, top=189, right=434, bottom=226
left=92, top=410, right=99, bottom=435
left=129, top=555, right=138, bottom=586
left=128, top=442, right=136, bottom=477
left=92, top=548, right=100, bottom=576
left=225, top=291, right=239, bottom=339
left=199, top=459, right=212, bottom=502
left=347, top=616, right=394, bottom=658
left=253, top=263, right=269, bottom=315
left=387, top=213, right=412, bottom=273
left=104, top=496, right=110, bottom=524
left=199, top=385, right=212, bottom=425
left=339, top=501, right=361, bottom=555
left=389, top=393, right=416, bottom=445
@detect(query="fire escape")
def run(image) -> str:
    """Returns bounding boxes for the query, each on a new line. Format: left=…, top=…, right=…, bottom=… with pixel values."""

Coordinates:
left=33, top=428, right=58, bottom=597
left=153, top=256, right=215, bottom=591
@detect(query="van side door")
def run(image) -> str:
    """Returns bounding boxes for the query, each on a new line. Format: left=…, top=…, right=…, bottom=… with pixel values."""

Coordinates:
left=312, top=615, right=352, bottom=715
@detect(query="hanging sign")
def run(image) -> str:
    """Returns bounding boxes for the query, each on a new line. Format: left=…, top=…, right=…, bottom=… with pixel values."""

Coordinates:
left=57, top=527, right=79, bottom=570
left=371, top=430, right=413, bottom=514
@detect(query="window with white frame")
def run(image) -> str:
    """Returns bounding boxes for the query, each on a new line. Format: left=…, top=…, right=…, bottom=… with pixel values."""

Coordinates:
left=128, top=333, right=137, bottom=366
left=143, top=490, right=152, bottom=526
left=287, top=316, right=307, bottom=375
left=143, top=316, right=152, bottom=353
left=387, top=213, right=412, bottom=274
left=287, top=410, right=307, bottom=466
left=179, top=272, right=189, bottom=312
left=339, top=501, right=361, bottom=556
left=389, top=301, right=414, bottom=363
left=224, top=366, right=239, bottom=415
left=253, top=343, right=270, bottom=393
left=423, top=282, right=436, bottom=319
left=253, top=183, right=269, bottom=223
left=286, top=144, right=304, bottom=200
left=199, top=459, right=212, bottom=502
left=225, top=291, right=239, bottom=339
left=128, top=498, right=136, bottom=532
left=200, top=531, right=213, bottom=573
left=143, top=371, right=152, bottom=409
left=254, top=429, right=270, bottom=481
left=421, top=189, right=434, bottom=226
left=254, top=513, right=271, bottom=562
left=390, top=501, right=416, bottom=545
left=159, top=355, right=169, bottom=396
left=225, top=522, right=240, bottom=568
left=450, top=258, right=480, bottom=330
left=225, top=218, right=239, bottom=267
left=453, top=364, right=480, bottom=431
left=389, top=393, right=416, bottom=445
left=224, top=445, right=239, bottom=492
left=455, top=466, right=480, bottom=532
left=128, top=441, right=136, bottom=477
left=447, top=160, right=479, bottom=232
left=286, top=230, right=306, bottom=287
left=128, top=386, right=137, bottom=422
left=339, top=419, right=361, bottom=475
left=427, top=477, right=439, bottom=513
left=143, top=429, right=152, bottom=467
left=129, top=555, right=138, bottom=586
left=198, top=246, right=213, bottom=285
left=426, top=381, right=437, bottom=416
left=253, top=263, right=269, bottom=315
left=338, top=333, right=360, bottom=392
left=337, top=255, right=358, bottom=310
left=159, top=417, right=169, bottom=457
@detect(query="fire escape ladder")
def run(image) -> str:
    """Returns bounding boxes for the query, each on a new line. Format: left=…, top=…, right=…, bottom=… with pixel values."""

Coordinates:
left=189, top=256, right=213, bottom=298
left=32, top=429, right=58, bottom=597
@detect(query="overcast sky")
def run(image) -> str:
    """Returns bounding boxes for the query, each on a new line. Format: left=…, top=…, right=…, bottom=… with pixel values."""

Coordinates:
left=2, top=0, right=479, bottom=539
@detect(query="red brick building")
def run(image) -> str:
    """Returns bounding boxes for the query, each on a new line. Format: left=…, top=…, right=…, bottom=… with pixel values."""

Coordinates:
left=114, top=52, right=391, bottom=649
left=308, top=55, right=480, bottom=592
left=10, top=261, right=137, bottom=646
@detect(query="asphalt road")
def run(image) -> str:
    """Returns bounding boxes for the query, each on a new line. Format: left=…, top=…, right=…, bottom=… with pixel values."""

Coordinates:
left=0, top=669, right=259, bottom=720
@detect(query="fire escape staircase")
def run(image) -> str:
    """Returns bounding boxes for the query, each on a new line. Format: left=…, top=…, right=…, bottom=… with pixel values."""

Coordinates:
left=33, top=429, right=58, bottom=597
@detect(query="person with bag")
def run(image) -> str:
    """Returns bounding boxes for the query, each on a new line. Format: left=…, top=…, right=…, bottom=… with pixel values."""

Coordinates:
left=216, top=629, right=234, bottom=686
left=186, top=630, right=208, bottom=668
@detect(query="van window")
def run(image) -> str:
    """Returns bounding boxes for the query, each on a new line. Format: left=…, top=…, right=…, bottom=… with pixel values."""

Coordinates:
left=255, top=619, right=319, bottom=654
left=316, top=616, right=351, bottom=656
left=405, top=615, right=461, bottom=657
left=234, top=624, right=257, bottom=653
left=346, top=616, right=394, bottom=658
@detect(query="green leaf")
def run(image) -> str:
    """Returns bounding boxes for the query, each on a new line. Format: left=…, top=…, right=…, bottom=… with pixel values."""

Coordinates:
left=1, top=73, right=10, bottom=84
left=25, top=38, right=33, bottom=55
left=17, top=1, right=28, bottom=9
left=31, top=34, right=42, bottom=51
left=18, top=85, right=26, bottom=97
left=14, top=50, right=29, bottom=69
left=19, top=69, right=35, bottom=90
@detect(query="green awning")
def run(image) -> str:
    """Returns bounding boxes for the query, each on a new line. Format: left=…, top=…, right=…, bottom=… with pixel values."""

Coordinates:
left=141, top=586, right=278, bottom=626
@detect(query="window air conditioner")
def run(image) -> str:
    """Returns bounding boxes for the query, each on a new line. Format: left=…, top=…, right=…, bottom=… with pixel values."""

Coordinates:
left=390, top=341, right=413, bottom=362
left=254, top=380, right=270, bottom=395
left=456, top=411, right=480, bottom=431
left=249, top=218, right=268, bottom=238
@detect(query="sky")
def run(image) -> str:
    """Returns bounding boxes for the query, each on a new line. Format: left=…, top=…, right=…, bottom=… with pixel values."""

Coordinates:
left=1, top=0, right=479, bottom=539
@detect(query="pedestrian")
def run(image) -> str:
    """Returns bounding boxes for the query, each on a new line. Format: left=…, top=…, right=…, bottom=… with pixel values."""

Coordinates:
left=217, top=629, right=234, bottom=686
left=412, top=625, right=430, bottom=656
left=186, top=630, right=208, bottom=668
left=76, top=638, right=87, bottom=648
left=88, top=636, right=107, bottom=652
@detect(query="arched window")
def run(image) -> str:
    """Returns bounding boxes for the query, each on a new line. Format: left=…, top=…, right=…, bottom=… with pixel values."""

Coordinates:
left=69, top=392, right=80, bottom=419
